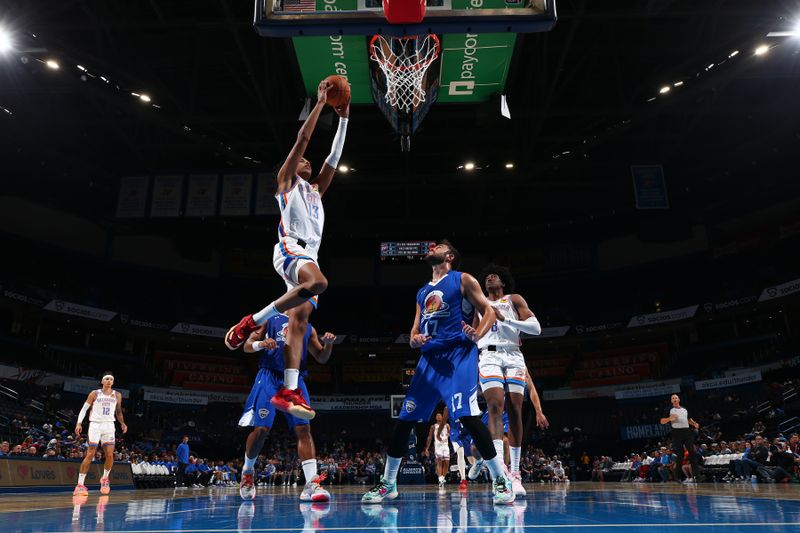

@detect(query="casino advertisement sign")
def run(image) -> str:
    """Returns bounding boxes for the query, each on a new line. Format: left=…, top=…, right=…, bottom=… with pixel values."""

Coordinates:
left=0, top=458, right=133, bottom=491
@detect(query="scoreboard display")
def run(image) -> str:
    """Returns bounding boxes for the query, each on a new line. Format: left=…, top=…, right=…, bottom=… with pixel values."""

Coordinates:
left=380, top=241, right=435, bottom=263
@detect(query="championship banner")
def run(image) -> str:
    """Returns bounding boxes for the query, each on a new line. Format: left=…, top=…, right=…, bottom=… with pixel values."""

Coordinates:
left=170, top=322, right=228, bottom=338
left=614, top=380, right=681, bottom=400
left=255, top=173, right=279, bottom=215
left=627, top=305, right=698, bottom=328
left=116, top=176, right=149, bottom=218
left=185, top=174, right=219, bottom=217
left=310, top=395, right=390, bottom=412
left=149, top=175, right=183, bottom=217
left=0, top=458, right=133, bottom=492
left=63, top=378, right=130, bottom=399
left=758, top=278, right=800, bottom=302
left=620, top=424, right=671, bottom=441
left=220, top=174, right=253, bottom=216
left=694, top=371, right=762, bottom=391
left=631, top=165, right=669, bottom=209
left=43, top=300, right=117, bottom=322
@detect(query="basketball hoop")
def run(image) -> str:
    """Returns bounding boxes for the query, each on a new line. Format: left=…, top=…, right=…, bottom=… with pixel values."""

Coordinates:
left=369, top=34, right=440, bottom=113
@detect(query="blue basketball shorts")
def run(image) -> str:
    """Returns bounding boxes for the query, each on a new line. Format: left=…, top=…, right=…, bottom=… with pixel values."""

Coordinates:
left=238, top=369, right=310, bottom=429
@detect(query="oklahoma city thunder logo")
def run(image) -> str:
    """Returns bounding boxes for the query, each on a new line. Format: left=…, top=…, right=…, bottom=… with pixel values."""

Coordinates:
left=422, top=290, right=450, bottom=319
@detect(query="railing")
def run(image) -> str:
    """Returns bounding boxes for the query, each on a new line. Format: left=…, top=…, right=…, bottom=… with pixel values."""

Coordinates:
left=0, top=384, right=19, bottom=402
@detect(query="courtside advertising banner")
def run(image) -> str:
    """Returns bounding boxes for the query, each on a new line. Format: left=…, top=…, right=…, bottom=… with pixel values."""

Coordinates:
left=758, top=277, right=800, bottom=302
left=694, top=371, right=762, bottom=391
left=614, top=380, right=681, bottom=400
left=185, top=174, right=219, bottom=217
left=149, top=175, right=183, bottom=217
left=620, top=424, right=671, bottom=440
left=0, top=458, right=133, bottom=492
left=116, top=176, right=149, bottom=218
left=44, top=300, right=117, bottom=322
left=170, top=322, right=228, bottom=338
left=627, top=305, right=699, bottom=328
left=310, top=395, right=391, bottom=411
left=141, top=386, right=246, bottom=405
left=220, top=174, right=253, bottom=216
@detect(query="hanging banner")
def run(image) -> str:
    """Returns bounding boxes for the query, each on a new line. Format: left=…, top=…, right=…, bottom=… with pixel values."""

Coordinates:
left=614, top=381, right=681, bottom=400
left=117, top=313, right=172, bottom=331
left=0, top=284, right=46, bottom=307
left=141, top=386, right=246, bottom=405
left=185, top=174, right=218, bottom=217
left=627, top=305, right=698, bottom=328
left=309, top=395, right=390, bottom=412
left=758, top=278, right=800, bottom=302
left=63, top=378, right=130, bottom=399
left=255, top=173, right=279, bottom=215
left=170, top=322, right=227, bottom=338
left=523, top=326, right=571, bottom=339
left=631, top=165, right=669, bottom=209
left=43, top=300, right=117, bottom=322
left=116, top=176, right=149, bottom=218
left=574, top=322, right=625, bottom=335
left=701, top=295, right=758, bottom=313
left=150, top=175, right=183, bottom=217
left=220, top=174, right=253, bottom=216
left=620, top=424, right=671, bottom=440
left=694, top=371, right=762, bottom=391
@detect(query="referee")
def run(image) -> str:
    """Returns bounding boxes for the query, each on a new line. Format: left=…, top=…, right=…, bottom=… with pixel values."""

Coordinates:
left=659, top=394, right=700, bottom=483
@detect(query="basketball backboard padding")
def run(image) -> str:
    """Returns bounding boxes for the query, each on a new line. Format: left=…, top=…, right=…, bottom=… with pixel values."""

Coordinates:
left=254, top=0, right=557, bottom=38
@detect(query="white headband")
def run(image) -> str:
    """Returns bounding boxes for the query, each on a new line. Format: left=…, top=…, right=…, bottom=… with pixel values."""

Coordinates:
left=102, top=375, right=114, bottom=381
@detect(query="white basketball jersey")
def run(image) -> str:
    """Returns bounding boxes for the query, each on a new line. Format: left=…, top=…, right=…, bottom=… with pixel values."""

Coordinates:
left=478, top=295, right=521, bottom=349
left=276, top=177, right=324, bottom=254
left=89, top=389, right=117, bottom=423
left=434, top=423, right=450, bottom=444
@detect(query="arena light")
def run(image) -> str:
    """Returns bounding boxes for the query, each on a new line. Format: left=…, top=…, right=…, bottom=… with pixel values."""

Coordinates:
left=659, top=86, right=671, bottom=94
left=505, top=162, right=514, bottom=169
left=673, top=81, right=684, bottom=87
left=338, top=165, right=349, bottom=173
left=464, top=162, right=475, bottom=171
left=45, top=59, right=59, bottom=70
left=754, top=44, right=769, bottom=56
left=729, top=50, right=739, bottom=58
left=138, top=93, right=151, bottom=103
left=0, top=28, right=12, bottom=54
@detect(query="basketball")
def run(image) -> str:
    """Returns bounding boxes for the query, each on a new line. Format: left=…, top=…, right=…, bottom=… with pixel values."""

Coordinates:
left=324, top=75, right=350, bottom=108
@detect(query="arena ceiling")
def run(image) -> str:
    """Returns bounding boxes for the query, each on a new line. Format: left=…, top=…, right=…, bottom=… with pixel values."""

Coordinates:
left=1, top=0, right=799, bottom=239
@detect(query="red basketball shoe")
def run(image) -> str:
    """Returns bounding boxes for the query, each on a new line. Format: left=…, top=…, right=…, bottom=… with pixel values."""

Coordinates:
left=270, top=387, right=315, bottom=420
left=459, top=479, right=468, bottom=492
left=225, top=314, right=258, bottom=350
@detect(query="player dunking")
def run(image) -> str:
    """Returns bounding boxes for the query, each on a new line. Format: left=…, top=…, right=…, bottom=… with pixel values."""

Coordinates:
left=224, top=79, right=349, bottom=422
left=424, top=409, right=450, bottom=487
left=73, top=372, right=127, bottom=496
left=362, top=240, right=516, bottom=505
left=476, top=264, right=548, bottom=495
left=238, top=314, right=336, bottom=502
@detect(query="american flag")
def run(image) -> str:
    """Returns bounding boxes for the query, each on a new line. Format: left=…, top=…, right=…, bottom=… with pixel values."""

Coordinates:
left=282, top=0, right=317, bottom=12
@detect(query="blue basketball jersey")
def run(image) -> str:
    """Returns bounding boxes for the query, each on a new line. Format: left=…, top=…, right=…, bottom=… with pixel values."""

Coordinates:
left=259, top=314, right=312, bottom=376
left=416, top=270, right=475, bottom=355
left=481, top=410, right=510, bottom=433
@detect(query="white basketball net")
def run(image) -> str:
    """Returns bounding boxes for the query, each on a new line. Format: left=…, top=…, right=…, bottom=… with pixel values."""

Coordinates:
left=369, top=34, right=440, bottom=113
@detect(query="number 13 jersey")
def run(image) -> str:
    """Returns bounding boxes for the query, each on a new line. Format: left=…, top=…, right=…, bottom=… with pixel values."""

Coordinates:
left=276, top=177, right=324, bottom=257
left=416, top=270, right=475, bottom=355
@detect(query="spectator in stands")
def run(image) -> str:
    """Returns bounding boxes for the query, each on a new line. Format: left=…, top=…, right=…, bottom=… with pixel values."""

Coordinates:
left=9, top=444, right=23, bottom=456
left=752, top=420, right=766, bottom=436
left=736, top=435, right=770, bottom=480
left=0, top=441, right=9, bottom=456
left=196, top=459, right=213, bottom=486
left=176, top=435, right=190, bottom=489
left=768, top=441, right=797, bottom=483
left=622, top=454, right=641, bottom=482
left=26, top=446, right=37, bottom=456
left=591, top=456, right=603, bottom=481
left=789, top=433, right=799, bottom=455
left=553, top=461, right=568, bottom=483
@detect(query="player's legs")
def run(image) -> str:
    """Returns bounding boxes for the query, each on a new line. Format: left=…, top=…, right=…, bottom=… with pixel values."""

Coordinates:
left=288, top=379, right=330, bottom=502
left=503, top=357, right=527, bottom=474
left=75, top=444, right=97, bottom=495
left=269, top=302, right=316, bottom=420
left=272, top=261, right=327, bottom=316
left=479, top=353, right=507, bottom=461
left=239, top=370, right=280, bottom=500
left=100, top=442, right=114, bottom=494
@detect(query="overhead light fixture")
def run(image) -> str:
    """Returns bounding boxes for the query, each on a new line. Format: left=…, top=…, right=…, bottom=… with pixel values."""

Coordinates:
left=754, top=44, right=769, bottom=56
left=464, top=162, right=475, bottom=170
left=45, top=59, right=59, bottom=70
left=729, top=50, right=739, bottom=58
left=139, top=94, right=151, bottom=103
left=505, top=162, right=514, bottom=169
left=659, top=86, right=670, bottom=94
left=338, top=165, right=349, bottom=173
left=0, top=28, right=12, bottom=54
left=673, top=81, right=684, bottom=87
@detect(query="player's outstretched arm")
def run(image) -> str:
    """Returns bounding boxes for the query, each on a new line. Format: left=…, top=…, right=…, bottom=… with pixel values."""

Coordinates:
left=277, top=80, right=331, bottom=193
left=75, top=391, right=96, bottom=436
left=309, top=327, right=336, bottom=364
left=243, top=326, right=270, bottom=353
left=312, top=103, right=349, bottom=198
left=115, top=391, right=127, bottom=434
left=495, top=294, right=541, bottom=335
left=460, top=274, right=496, bottom=342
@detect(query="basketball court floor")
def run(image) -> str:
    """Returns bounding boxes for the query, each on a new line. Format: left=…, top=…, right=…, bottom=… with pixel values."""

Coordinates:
left=2, top=483, right=798, bottom=533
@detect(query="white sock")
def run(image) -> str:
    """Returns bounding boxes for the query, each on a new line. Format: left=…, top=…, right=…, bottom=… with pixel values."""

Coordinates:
left=284, top=369, right=300, bottom=390
left=486, top=455, right=505, bottom=481
left=438, top=475, right=444, bottom=483
left=78, top=473, right=87, bottom=485
left=103, top=469, right=111, bottom=479
left=253, top=303, right=278, bottom=325
left=302, top=459, right=317, bottom=484
left=243, top=454, right=257, bottom=473
left=383, top=456, right=402, bottom=484
left=456, top=448, right=466, bottom=480
left=492, top=439, right=504, bottom=460
left=510, top=447, right=521, bottom=473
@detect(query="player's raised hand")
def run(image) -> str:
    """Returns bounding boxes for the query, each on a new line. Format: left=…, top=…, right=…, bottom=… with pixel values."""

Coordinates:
left=409, top=334, right=431, bottom=349
left=335, top=102, right=350, bottom=118
left=317, top=79, right=332, bottom=104
left=493, top=307, right=506, bottom=322
left=320, top=332, right=336, bottom=344
left=462, top=321, right=479, bottom=342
